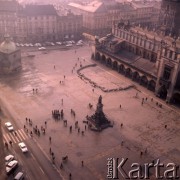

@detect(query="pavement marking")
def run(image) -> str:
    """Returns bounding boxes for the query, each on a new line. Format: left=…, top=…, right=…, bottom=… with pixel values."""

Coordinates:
left=39, top=166, right=45, bottom=174
left=32, top=137, right=66, bottom=180
left=8, top=133, right=17, bottom=143
left=3, top=129, right=30, bottom=144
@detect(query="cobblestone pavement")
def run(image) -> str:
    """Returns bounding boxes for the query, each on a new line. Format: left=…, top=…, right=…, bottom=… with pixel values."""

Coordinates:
left=0, top=45, right=179, bottom=179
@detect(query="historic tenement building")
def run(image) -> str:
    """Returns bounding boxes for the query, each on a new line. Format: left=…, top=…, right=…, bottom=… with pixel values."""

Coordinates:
left=68, top=0, right=160, bottom=36
left=0, top=0, right=83, bottom=43
left=24, top=4, right=58, bottom=43
left=92, top=23, right=180, bottom=104
left=0, top=0, right=24, bottom=42
left=57, top=11, right=82, bottom=41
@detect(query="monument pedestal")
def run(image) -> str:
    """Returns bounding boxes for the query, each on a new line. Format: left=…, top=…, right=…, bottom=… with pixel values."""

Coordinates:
left=87, top=95, right=113, bottom=131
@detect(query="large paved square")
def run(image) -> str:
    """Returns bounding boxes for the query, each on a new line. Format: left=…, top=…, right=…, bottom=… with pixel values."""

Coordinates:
left=0, top=45, right=179, bottom=179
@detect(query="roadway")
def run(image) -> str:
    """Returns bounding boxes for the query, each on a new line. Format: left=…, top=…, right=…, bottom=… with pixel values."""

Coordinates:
left=1, top=104, right=62, bottom=180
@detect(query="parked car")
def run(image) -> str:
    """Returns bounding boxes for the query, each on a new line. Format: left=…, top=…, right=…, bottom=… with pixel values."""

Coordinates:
left=56, top=42, right=62, bottom=45
left=14, top=172, right=24, bottom=180
left=38, top=47, right=46, bottom=50
left=5, top=122, right=14, bottom=131
left=66, top=44, right=73, bottom=47
left=18, top=142, right=28, bottom=153
left=6, top=160, right=18, bottom=174
left=34, top=43, right=41, bottom=47
left=76, top=42, right=83, bottom=46
left=5, top=155, right=15, bottom=165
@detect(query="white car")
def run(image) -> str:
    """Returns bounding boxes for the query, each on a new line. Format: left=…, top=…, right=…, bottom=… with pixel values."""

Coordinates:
left=18, top=142, right=28, bottom=153
left=66, top=44, right=73, bottom=47
left=56, top=42, right=62, bottom=45
left=5, top=155, right=15, bottom=165
left=76, top=42, right=83, bottom=46
left=14, top=172, right=24, bottom=180
left=6, top=160, right=18, bottom=174
left=5, top=122, right=14, bottom=131
left=38, top=47, right=46, bottom=50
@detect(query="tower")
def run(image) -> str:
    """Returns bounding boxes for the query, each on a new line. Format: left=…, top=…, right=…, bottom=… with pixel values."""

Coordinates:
left=158, top=0, right=180, bottom=37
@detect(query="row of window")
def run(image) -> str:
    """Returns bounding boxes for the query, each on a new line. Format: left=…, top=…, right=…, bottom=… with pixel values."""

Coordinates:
left=163, top=49, right=178, bottom=60
left=28, top=16, right=56, bottom=20
left=115, top=29, right=159, bottom=51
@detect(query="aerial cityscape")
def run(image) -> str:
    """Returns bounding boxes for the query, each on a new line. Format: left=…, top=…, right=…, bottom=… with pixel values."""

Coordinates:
left=0, top=0, right=179, bottom=179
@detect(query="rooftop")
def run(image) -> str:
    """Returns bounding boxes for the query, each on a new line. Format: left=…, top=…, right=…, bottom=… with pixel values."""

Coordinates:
left=68, top=1, right=106, bottom=13
left=24, top=4, right=57, bottom=16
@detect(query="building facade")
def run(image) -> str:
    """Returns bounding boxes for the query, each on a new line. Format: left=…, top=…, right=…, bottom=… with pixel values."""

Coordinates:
left=0, top=0, right=83, bottom=43
left=92, top=23, right=180, bottom=104
left=158, top=0, right=180, bottom=37
left=57, top=11, right=82, bottom=41
left=68, top=0, right=160, bottom=37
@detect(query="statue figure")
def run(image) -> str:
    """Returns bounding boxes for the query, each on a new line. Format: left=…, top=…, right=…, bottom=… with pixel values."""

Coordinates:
left=98, top=95, right=102, bottom=104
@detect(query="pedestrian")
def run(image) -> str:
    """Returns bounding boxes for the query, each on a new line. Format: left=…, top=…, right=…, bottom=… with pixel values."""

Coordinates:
left=9, top=140, right=12, bottom=146
left=49, top=136, right=52, bottom=143
left=81, top=161, right=84, bottom=167
left=70, top=126, right=72, bottom=133
left=51, top=152, right=54, bottom=157
left=140, top=151, right=143, bottom=156
left=121, top=141, right=124, bottom=146
left=121, top=123, right=123, bottom=128
left=45, top=121, right=47, bottom=126
left=85, top=125, right=86, bottom=130
left=5, top=142, right=8, bottom=149
left=60, top=163, right=63, bottom=169
left=165, top=125, right=167, bottom=129
left=119, top=104, right=121, bottom=108
left=60, top=81, right=61, bottom=84
left=69, top=173, right=72, bottom=179
left=64, top=75, right=65, bottom=79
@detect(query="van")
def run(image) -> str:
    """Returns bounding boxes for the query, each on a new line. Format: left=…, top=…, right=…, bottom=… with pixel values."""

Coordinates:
left=14, top=172, right=24, bottom=180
